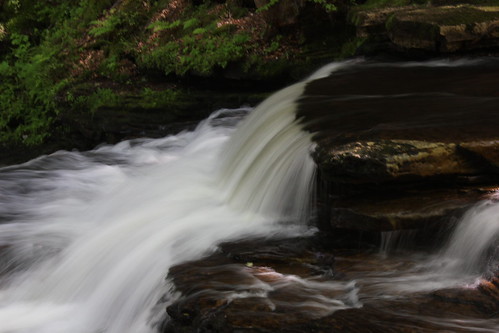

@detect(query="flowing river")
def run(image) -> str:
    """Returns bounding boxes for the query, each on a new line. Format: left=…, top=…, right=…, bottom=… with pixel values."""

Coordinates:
left=0, top=61, right=497, bottom=332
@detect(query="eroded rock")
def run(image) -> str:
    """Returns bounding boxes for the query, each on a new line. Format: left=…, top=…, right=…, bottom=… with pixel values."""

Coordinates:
left=299, top=61, right=499, bottom=231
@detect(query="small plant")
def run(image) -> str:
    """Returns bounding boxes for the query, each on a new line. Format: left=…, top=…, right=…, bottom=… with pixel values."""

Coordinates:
left=257, top=0, right=338, bottom=13
left=182, top=18, right=199, bottom=30
left=89, top=14, right=121, bottom=37
left=148, top=20, right=182, bottom=32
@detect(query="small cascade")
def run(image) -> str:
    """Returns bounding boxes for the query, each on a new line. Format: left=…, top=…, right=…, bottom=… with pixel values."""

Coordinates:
left=379, top=230, right=419, bottom=255
left=440, top=200, right=499, bottom=276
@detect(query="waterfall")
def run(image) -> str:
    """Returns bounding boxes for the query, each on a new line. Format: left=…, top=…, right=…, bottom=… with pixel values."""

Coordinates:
left=0, top=63, right=346, bottom=333
left=2, top=59, right=495, bottom=333
left=218, top=61, right=351, bottom=221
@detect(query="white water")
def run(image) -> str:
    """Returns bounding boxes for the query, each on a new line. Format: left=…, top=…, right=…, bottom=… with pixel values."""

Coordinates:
left=440, top=200, right=499, bottom=276
left=0, top=64, right=343, bottom=333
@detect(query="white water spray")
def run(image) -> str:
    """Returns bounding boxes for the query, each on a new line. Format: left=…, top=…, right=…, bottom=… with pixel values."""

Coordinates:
left=0, top=64, right=345, bottom=333
left=440, top=200, right=499, bottom=276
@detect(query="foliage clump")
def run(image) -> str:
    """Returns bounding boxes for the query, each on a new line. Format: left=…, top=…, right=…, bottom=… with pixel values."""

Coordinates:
left=137, top=3, right=251, bottom=76
left=0, top=0, right=341, bottom=147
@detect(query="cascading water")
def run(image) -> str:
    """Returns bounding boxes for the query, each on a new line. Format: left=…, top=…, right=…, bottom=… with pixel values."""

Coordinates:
left=0, top=60, right=498, bottom=333
left=367, top=199, right=499, bottom=294
left=439, top=200, right=499, bottom=277
left=0, top=64, right=349, bottom=333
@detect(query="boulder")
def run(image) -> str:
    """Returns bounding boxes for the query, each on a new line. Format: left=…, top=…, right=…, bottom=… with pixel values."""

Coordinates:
left=350, top=4, right=499, bottom=54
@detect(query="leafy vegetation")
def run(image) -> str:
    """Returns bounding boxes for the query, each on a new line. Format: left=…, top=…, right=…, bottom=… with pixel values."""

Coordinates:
left=0, top=0, right=350, bottom=149
left=0, top=0, right=120, bottom=145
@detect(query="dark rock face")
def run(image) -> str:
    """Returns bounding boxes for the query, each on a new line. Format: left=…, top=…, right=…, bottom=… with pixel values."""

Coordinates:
left=298, top=60, right=499, bottom=231
left=351, top=4, right=499, bottom=55
left=329, top=187, right=492, bottom=231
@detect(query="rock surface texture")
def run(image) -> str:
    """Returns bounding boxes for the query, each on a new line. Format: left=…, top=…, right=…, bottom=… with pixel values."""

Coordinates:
left=298, top=60, right=499, bottom=231
left=163, top=237, right=499, bottom=332
left=351, top=3, right=499, bottom=54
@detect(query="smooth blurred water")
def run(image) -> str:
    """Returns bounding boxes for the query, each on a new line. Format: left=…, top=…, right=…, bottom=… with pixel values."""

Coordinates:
left=0, top=63, right=343, bottom=333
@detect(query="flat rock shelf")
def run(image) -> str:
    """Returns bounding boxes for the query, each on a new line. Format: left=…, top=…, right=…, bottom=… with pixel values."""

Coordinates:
left=298, top=59, right=499, bottom=232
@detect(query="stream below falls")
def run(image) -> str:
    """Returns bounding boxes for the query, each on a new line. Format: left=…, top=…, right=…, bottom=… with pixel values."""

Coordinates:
left=0, top=60, right=497, bottom=332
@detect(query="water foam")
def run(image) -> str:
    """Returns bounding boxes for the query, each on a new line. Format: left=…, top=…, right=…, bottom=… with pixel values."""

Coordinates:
left=0, top=64, right=344, bottom=333
left=440, top=200, right=499, bottom=276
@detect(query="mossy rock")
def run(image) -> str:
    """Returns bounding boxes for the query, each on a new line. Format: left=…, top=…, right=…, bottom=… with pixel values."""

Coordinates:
left=350, top=4, right=499, bottom=54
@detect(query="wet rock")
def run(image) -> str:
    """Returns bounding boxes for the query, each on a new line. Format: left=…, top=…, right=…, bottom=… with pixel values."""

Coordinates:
left=430, top=282, right=499, bottom=317
left=163, top=236, right=499, bottom=332
left=314, top=138, right=499, bottom=231
left=298, top=61, right=499, bottom=231
left=163, top=236, right=350, bottom=333
left=329, top=187, right=496, bottom=231
left=314, top=140, right=476, bottom=182
left=461, top=140, right=499, bottom=169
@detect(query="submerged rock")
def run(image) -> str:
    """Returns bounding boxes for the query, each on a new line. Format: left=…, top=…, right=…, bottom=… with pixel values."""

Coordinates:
left=163, top=236, right=499, bottom=332
left=163, top=237, right=350, bottom=332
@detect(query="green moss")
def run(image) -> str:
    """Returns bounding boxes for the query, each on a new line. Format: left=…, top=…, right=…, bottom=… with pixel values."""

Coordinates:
left=136, top=2, right=255, bottom=77
left=385, top=12, right=397, bottom=29
left=138, top=88, right=180, bottom=110
left=339, top=36, right=367, bottom=58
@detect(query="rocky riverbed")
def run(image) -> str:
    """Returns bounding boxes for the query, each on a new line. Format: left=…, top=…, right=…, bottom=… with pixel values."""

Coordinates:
left=161, top=59, right=499, bottom=332
left=299, top=59, right=499, bottom=232
left=163, top=236, right=498, bottom=332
